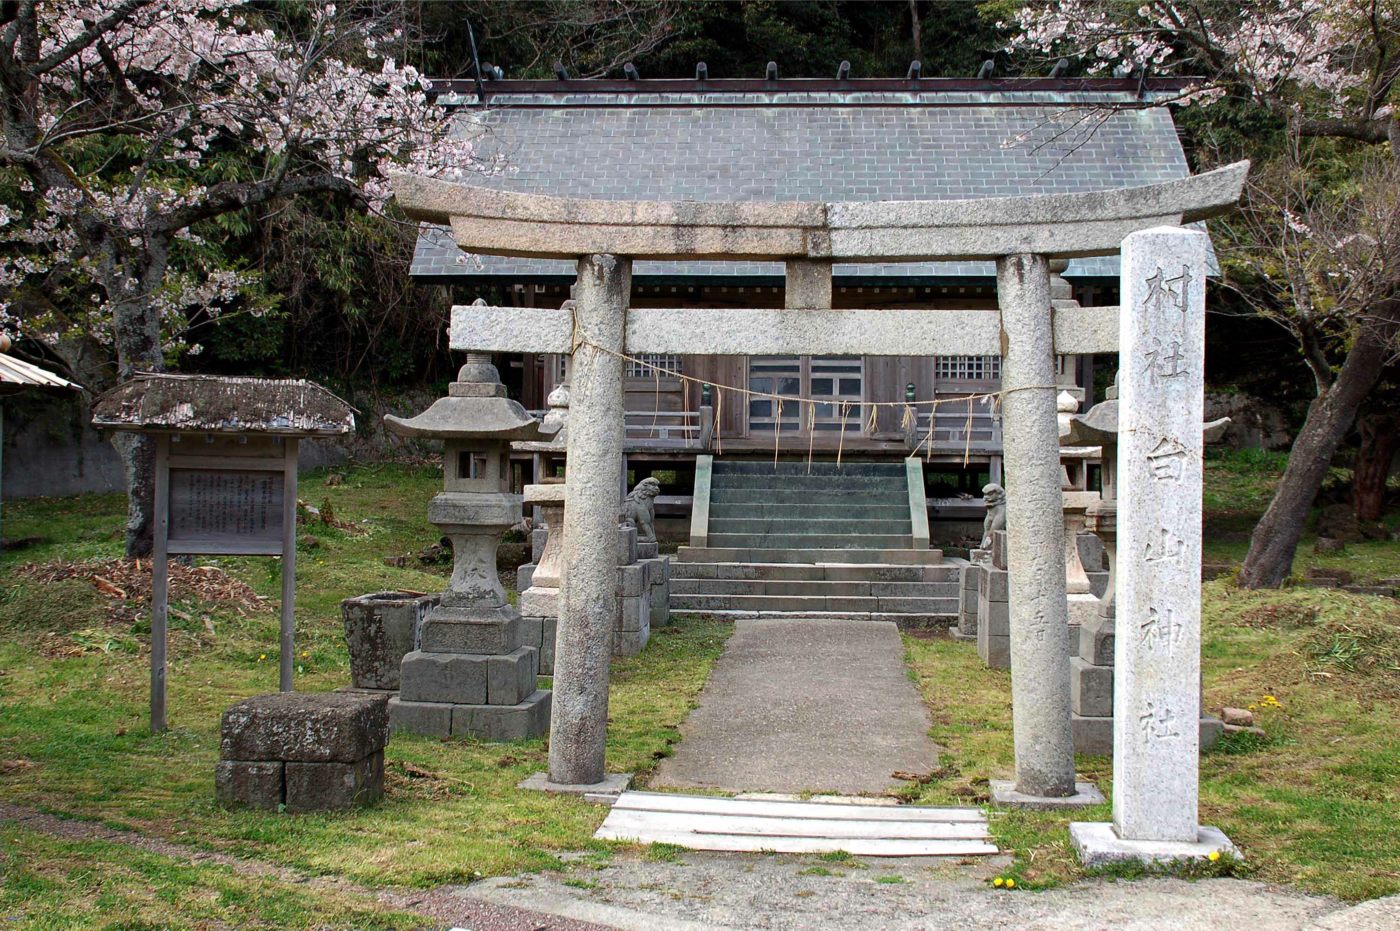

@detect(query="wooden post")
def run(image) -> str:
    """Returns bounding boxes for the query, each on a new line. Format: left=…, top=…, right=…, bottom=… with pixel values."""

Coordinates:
left=280, top=437, right=298, bottom=692
left=151, top=434, right=171, bottom=733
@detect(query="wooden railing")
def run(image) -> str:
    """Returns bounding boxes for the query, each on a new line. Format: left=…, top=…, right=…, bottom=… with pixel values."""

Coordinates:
left=532, top=406, right=715, bottom=450
left=907, top=394, right=1003, bottom=454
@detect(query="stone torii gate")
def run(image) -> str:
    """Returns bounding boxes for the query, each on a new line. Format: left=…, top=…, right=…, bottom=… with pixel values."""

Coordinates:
left=391, top=162, right=1247, bottom=860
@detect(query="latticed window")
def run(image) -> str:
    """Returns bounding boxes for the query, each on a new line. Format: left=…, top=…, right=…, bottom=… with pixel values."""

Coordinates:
left=935, top=355, right=1002, bottom=381
left=627, top=354, right=682, bottom=378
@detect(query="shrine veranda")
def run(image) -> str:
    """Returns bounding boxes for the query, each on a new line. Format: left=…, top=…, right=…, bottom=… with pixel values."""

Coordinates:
left=389, top=161, right=1249, bottom=863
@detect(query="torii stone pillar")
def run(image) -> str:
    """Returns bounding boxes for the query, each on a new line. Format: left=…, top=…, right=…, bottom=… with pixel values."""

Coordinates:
left=547, top=254, right=632, bottom=788
left=990, top=253, right=1102, bottom=807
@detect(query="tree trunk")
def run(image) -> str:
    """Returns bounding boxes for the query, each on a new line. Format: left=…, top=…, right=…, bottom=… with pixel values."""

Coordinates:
left=1352, top=411, right=1400, bottom=522
left=1239, top=303, right=1400, bottom=588
left=107, top=262, right=167, bottom=557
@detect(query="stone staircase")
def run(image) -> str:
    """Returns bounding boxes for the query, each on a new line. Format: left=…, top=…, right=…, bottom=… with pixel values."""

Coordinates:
left=672, top=460, right=957, bottom=627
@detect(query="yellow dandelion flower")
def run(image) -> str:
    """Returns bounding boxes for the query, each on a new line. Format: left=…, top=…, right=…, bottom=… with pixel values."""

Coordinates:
left=300, top=651, right=309, bottom=658
left=258, top=653, right=266, bottom=661
left=1005, top=878, right=1015, bottom=889
left=1208, top=851, right=1221, bottom=862
left=993, top=877, right=1004, bottom=887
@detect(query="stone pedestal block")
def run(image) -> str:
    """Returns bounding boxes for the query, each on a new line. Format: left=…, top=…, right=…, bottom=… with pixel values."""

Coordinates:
left=991, top=531, right=1008, bottom=571
left=399, top=651, right=489, bottom=705
left=1071, top=656, right=1113, bottom=717
left=517, top=563, right=536, bottom=591
left=530, top=527, right=548, bottom=563
left=643, top=556, right=672, bottom=628
left=418, top=606, right=521, bottom=655
left=217, top=692, right=388, bottom=811
left=637, top=541, right=659, bottom=560
left=215, top=760, right=284, bottom=810
left=285, top=753, right=384, bottom=812
left=341, top=591, right=440, bottom=691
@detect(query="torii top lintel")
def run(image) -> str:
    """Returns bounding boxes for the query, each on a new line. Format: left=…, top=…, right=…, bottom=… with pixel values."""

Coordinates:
left=389, top=161, right=1247, bottom=263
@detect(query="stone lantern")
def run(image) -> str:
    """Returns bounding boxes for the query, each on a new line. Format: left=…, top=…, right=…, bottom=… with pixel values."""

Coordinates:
left=383, top=353, right=554, bottom=740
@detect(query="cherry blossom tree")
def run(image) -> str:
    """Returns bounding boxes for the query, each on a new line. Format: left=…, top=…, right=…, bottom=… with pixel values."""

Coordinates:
left=0, top=0, right=475, bottom=554
left=1005, top=0, right=1400, bottom=588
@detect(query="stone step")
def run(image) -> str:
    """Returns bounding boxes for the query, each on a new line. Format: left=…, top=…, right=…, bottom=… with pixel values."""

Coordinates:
left=707, top=517, right=914, bottom=535
left=676, top=546, right=944, bottom=566
left=672, top=609, right=956, bottom=630
left=710, top=488, right=909, bottom=505
left=707, top=532, right=915, bottom=550
left=670, top=561, right=960, bottom=583
left=669, top=593, right=961, bottom=615
left=671, top=578, right=961, bottom=598
left=706, top=503, right=913, bottom=520
left=713, top=461, right=906, bottom=477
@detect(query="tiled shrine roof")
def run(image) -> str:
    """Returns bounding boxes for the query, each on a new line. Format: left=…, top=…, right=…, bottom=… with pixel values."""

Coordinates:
left=411, top=79, right=1205, bottom=284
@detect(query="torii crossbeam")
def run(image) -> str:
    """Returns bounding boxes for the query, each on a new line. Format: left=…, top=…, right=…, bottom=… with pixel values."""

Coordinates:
left=390, top=162, right=1247, bottom=810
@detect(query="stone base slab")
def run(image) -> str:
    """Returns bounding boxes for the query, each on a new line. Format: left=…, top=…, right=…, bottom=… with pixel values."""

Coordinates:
left=1069, top=821, right=1240, bottom=868
left=518, top=771, right=632, bottom=804
left=989, top=779, right=1105, bottom=810
left=950, top=629, right=976, bottom=643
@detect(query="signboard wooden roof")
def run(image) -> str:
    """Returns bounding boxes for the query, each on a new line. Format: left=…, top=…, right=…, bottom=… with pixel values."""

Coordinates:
left=91, top=374, right=355, bottom=436
left=0, top=343, right=80, bottom=396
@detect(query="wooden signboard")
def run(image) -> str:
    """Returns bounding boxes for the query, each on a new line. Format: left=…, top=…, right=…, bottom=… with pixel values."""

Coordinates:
left=150, top=434, right=300, bottom=732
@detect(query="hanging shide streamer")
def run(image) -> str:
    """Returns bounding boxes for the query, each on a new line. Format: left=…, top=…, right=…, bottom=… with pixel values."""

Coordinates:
left=806, top=401, right=816, bottom=474
left=773, top=397, right=784, bottom=467
left=836, top=401, right=852, bottom=468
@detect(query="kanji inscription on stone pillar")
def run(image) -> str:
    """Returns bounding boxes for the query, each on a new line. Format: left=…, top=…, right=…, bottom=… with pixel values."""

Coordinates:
left=1112, top=227, right=1208, bottom=842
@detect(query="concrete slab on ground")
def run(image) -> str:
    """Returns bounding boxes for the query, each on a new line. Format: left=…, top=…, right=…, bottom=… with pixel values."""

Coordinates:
left=653, top=617, right=937, bottom=795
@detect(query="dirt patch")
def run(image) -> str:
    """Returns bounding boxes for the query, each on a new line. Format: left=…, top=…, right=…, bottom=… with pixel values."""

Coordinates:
left=1304, top=614, right=1400, bottom=698
left=1238, top=602, right=1321, bottom=629
left=13, top=558, right=269, bottom=623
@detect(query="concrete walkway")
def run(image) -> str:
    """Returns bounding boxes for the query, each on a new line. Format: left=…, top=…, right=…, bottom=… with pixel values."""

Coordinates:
left=653, top=617, right=937, bottom=795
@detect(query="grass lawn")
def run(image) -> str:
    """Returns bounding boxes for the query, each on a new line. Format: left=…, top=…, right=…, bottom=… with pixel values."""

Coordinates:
left=2, top=453, right=1397, bottom=924
left=0, top=463, right=729, bottom=924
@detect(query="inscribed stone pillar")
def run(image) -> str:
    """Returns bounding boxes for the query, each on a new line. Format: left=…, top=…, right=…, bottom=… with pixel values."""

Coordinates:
left=1113, top=228, right=1207, bottom=841
left=993, top=253, right=1078, bottom=799
left=548, top=254, right=630, bottom=787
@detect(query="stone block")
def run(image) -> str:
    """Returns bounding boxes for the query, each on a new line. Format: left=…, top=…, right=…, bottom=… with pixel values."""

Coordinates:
left=487, top=647, right=539, bottom=706
left=517, top=563, right=536, bottom=591
left=215, top=760, right=284, bottom=810
left=1076, top=532, right=1106, bottom=573
left=530, top=527, right=549, bottom=563
left=613, top=627, right=649, bottom=657
left=1068, top=593, right=1101, bottom=628
left=636, top=541, right=659, bottom=560
left=399, top=650, right=487, bottom=705
left=418, top=610, right=521, bottom=655
left=388, top=696, right=453, bottom=737
left=978, top=593, right=1010, bottom=638
left=991, top=531, right=1008, bottom=571
left=1087, top=570, right=1110, bottom=600
left=978, top=567, right=1009, bottom=603
left=617, top=594, right=649, bottom=633
left=1078, top=615, right=1115, bottom=666
left=519, top=587, right=559, bottom=617
left=220, top=692, right=389, bottom=764
left=1070, top=656, right=1114, bottom=718
left=519, top=615, right=544, bottom=652
left=616, top=563, right=646, bottom=597
left=1072, top=714, right=1114, bottom=756
left=989, top=779, right=1104, bottom=810
left=341, top=591, right=439, bottom=691
left=451, top=690, right=551, bottom=741
left=616, top=526, right=638, bottom=565
left=977, top=625, right=1010, bottom=669
left=284, top=752, right=383, bottom=812
left=539, top=615, right=557, bottom=675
